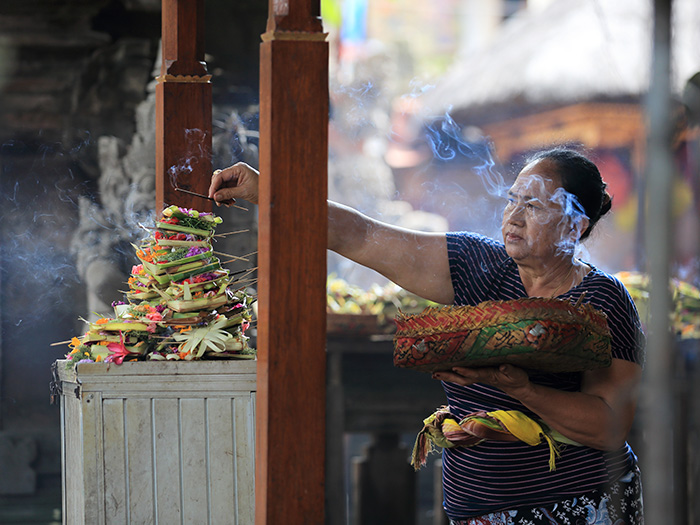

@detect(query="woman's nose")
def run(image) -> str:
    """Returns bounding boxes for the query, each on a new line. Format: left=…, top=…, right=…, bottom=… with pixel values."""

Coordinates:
left=505, top=203, right=525, bottom=223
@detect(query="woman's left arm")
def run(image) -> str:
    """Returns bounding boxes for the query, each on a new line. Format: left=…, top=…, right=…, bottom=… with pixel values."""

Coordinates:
left=435, top=357, right=642, bottom=450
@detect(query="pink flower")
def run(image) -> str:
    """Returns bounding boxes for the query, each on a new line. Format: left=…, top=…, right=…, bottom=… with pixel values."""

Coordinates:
left=105, top=332, right=134, bottom=365
left=146, top=311, right=163, bottom=322
left=145, top=311, right=163, bottom=333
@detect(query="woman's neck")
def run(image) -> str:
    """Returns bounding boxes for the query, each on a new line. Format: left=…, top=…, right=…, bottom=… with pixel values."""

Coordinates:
left=517, top=256, right=588, bottom=298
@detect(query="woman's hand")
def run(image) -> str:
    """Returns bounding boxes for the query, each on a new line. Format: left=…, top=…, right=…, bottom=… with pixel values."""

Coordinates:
left=433, top=364, right=531, bottom=396
left=208, top=162, right=260, bottom=206
left=434, top=359, right=643, bottom=450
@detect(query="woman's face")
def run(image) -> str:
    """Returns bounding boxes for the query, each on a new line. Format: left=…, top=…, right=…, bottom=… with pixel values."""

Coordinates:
left=501, top=159, right=583, bottom=265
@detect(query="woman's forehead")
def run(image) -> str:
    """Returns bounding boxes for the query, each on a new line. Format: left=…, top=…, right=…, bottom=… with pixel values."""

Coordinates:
left=509, top=172, right=560, bottom=197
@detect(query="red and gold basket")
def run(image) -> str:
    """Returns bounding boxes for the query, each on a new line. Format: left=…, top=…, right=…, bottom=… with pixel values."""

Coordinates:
left=393, top=297, right=612, bottom=373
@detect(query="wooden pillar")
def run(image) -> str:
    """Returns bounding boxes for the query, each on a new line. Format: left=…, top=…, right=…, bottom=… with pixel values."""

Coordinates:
left=156, top=0, right=213, bottom=213
left=256, top=0, right=328, bottom=523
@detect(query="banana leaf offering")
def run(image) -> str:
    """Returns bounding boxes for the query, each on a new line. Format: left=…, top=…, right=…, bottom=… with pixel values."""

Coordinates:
left=63, top=206, right=255, bottom=368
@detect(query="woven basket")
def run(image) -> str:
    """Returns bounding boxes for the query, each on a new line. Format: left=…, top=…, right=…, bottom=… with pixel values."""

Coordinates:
left=393, top=297, right=612, bottom=373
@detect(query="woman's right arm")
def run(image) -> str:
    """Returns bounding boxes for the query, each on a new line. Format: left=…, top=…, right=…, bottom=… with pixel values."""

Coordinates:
left=209, top=163, right=455, bottom=304
left=328, top=201, right=454, bottom=304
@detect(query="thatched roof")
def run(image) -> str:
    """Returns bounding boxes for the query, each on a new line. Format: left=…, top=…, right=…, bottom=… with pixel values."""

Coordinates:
left=422, top=0, right=700, bottom=119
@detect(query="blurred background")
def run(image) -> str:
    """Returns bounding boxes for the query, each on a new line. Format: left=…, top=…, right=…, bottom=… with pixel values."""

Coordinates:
left=0, top=0, right=699, bottom=523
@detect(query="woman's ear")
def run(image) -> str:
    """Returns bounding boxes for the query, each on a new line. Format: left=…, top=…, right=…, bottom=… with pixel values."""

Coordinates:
left=572, top=217, right=590, bottom=240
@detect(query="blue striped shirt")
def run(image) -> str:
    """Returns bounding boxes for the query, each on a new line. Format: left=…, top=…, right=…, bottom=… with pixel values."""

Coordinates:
left=442, top=232, right=646, bottom=519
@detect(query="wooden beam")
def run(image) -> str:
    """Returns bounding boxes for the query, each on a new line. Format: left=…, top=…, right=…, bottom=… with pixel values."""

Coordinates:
left=156, top=0, right=212, bottom=213
left=256, top=0, right=328, bottom=523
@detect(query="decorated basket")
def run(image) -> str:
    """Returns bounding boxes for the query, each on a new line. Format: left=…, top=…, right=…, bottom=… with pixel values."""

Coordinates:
left=393, top=297, right=612, bottom=373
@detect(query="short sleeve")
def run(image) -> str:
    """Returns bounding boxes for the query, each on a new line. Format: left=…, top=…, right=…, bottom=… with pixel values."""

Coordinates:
left=583, top=272, right=646, bottom=365
left=446, top=232, right=523, bottom=304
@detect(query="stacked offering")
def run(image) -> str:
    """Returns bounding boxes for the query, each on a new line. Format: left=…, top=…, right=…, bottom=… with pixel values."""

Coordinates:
left=65, top=205, right=255, bottom=367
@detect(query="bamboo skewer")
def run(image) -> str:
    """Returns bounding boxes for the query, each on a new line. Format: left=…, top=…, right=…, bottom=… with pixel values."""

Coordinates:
left=218, top=251, right=258, bottom=266
left=214, top=251, right=250, bottom=263
left=139, top=223, right=249, bottom=242
left=231, top=278, right=257, bottom=288
left=214, top=229, right=249, bottom=238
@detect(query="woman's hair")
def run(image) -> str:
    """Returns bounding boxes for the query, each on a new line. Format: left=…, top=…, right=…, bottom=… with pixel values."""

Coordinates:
left=526, top=147, right=612, bottom=240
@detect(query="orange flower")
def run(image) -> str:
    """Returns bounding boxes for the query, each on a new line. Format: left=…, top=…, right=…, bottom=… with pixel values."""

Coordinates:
left=137, top=249, right=155, bottom=263
left=95, top=318, right=110, bottom=325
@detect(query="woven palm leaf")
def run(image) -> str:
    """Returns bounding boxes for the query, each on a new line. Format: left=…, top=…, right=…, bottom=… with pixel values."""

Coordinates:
left=393, top=297, right=612, bottom=373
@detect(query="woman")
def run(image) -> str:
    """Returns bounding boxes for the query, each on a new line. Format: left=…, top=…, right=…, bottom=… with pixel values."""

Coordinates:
left=209, top=147, right=645, bottom=524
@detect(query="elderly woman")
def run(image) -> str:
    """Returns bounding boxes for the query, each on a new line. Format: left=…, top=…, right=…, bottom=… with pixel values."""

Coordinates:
left=209, top=147, right=645, bottom=524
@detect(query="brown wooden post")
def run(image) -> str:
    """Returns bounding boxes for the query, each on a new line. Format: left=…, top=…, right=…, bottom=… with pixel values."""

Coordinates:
left=256, top=0, right=328, bottom=523
left=156, top=0, right=213, bottom=213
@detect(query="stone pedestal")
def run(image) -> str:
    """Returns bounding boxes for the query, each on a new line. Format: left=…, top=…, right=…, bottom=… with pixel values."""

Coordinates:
left=56, top=360, right=256, bottom=525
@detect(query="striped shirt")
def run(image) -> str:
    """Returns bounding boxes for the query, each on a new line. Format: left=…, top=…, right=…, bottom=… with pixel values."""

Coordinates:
left=442, top=232, right=646, bottom=519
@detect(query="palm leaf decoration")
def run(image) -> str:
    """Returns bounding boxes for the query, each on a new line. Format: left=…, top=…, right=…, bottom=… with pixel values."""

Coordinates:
left=173, top=316, right=233, bottom=358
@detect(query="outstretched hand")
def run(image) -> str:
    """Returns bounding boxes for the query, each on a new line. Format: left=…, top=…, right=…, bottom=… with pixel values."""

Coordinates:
left=433, top=364, right=531, bottom=397
left=208, top=162, right=260, bottom=206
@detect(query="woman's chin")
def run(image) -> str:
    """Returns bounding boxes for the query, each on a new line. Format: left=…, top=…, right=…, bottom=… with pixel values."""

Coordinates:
left=505, top=243, right=528, bottom=261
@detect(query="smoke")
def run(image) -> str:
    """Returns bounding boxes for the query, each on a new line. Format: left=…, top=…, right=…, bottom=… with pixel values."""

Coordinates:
left=0, top=142, right=93, bottom=329
left=167, top=128, right=210, bottom=191
left=425, top=111, right=506, bottom=198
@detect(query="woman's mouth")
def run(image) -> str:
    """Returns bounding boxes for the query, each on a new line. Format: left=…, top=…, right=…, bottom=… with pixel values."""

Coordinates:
left=505, top=232, right=523, bottom=243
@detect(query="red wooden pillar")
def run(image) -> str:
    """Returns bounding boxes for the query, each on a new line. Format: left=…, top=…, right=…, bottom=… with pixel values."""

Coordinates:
left=256, top=0, right=329, bottom=523
left=156, top=0, right=213, bottom=213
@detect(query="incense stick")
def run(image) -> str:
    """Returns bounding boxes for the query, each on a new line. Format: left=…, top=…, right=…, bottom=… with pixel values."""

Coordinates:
left=174, top=187, right=248, bottom=211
